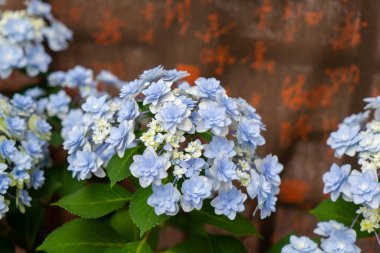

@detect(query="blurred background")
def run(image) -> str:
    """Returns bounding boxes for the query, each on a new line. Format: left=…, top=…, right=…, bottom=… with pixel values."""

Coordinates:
left=1, top=0, right=380, bottom=252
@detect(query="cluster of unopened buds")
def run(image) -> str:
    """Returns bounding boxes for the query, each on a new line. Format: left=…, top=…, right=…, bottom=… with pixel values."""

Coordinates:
left=0, top=0, right=72, bottom=78
left=60, top=65, right=284, bottom=220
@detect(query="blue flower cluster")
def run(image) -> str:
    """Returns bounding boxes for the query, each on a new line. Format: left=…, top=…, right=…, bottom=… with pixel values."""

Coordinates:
left=281, top=220, right=360, bottom=253
left=0, top=90, right=54, bottom=219
left=0, top=0, right=72, bottom=78
left=61, top=65, right=284, bottom=220
left=325, top=97, right=380, bottom=235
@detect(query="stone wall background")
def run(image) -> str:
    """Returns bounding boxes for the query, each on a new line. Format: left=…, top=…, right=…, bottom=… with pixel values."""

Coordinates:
left=1, top=0, right=380, bottom=251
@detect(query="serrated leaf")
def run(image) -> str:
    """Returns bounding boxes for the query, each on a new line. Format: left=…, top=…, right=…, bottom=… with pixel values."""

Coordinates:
left=54, top=183, right=132, bottom=219
left=198, top=131, right=212, bottom=142
left=191, top=202, right=259, bottom=236
left=106, top=145, right=145, bottom=187
left=129, top=187, right=168, bottom=237
left=110, top=210, right=139, bottom=242
left=310, top=197, right=373, bottom=238
left=266, top=233, right=294, bottom=253
left=164, top=235, right=247, bottom=253
left=37, top=219, right=126, bottom=253
left=105, top=241, right=153, bottom=253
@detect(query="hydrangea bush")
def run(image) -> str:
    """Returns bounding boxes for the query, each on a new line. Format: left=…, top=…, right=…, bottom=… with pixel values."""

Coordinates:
left=0, top=91, right=53, bottom=218
left=275, top=97, right=380, bottom=252
left=56, top=65, right=284, bottom=220
left=0, top=0, right=72, bottom=78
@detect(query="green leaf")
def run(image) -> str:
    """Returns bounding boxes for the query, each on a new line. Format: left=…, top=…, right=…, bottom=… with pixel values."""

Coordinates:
left=110, top=210, right=139, bottom=242
left=56, top=168, right=85, bottom=196
left=37, top=219, right=127, bottom=253
left=191, top=202, right=259, bottom=236
left=106, top=145, right=145, bottom=187
left=50, top=131, right=63, bottom=148
left=105, top=241, right=153, bottom=253
left=310, top=198, right=373, bottom=238
left=164, top=235, right=247, bottom=253
left=198, top=132, right=212, bottom=142
left=129, top=187, right=168, bottom=237
left=266, top=233, right=294, bottom=253
left=54, top=183, right=132, bottom=218
left=33, top=168, right=62, bottom=198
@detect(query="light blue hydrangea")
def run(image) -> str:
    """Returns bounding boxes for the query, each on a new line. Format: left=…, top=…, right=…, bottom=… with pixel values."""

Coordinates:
left=189, top=77, right=225, bottom=100
left=65, top=66, right=94, bottom=88
left=364, top=96, right=380, bottom=110
left=29, top=169, right=45, bottom=190
left=156, top=100, right=192, bottom=133
left=204, top=136, right=236, bottom=159
left=237, top=117, right=265, bottom=151
left=0, top=44, right=26, bottom=78
left=63, top=126, right=86, bottom=154
left=5, top=116, right=26, bottom=137
left=147, top=183, right=181, bottom=216
left=181, top=175, right=212, bottom=212
left=209, top=155, right=237, bottom=183
left=22, top=139, right=43, bottom=158
left=0, top=173, right=10, bottom=194
left=43, top=21, right=73, bottom=51
left=235, top=98, right=264, bottom=127
left=48, top=71, right=66, bottom=86
left=11, top=168, right=30, bottom=184
left=343, top=169, right=380, bottom=208
left=320, top=230, right=360, bottom=253
left=196, top=101, right=231, bottom=136
left=61, top=109, right=83, bottom=138
left=120, top=79, right=146, bottom=99
left=81, top=95, right=109, bottom=119
left=96, top=70, right=121, bottom=86
left=0, top=139, right=16, bottom=159
left=106, top=122, right=135, bottom=157
left=18, top=189, right=31, bottom=207
left=180, top=158, right=206, bottom=178
left=25, top=44, right=51, bottom=77
left=24, top=87, right=45, bottom=99
left=342, top=111, right=369, bottom=128
left=314, top=220, right=347, bottom=237
left=216, top=94, right=240, bottom=121
left=247, top=170, right=272, bottom=206
left=139, top=65, right=165, bottom=83
left=142, top=79, right=173, bottom=111
left=130, top=147, right=170, bottom=188
left=11, top=94, right=35, bottom=115
left=3, top=16, right=34, bottom=43
left=258, top=155, right=283, bottom=187
left=323, top=164, right=351, bottom=201
left=162, top=69, right=189, bottom=82
left=281, top=235, right=321, bottom=253
left=117, top=99, right=140, bottom=122
left=357, top=131, right=380, bottom=153
left=68, top=149, right=104, bottom=180
left=35, top=118, right=52, bottom=137
left=211, top=187, right=247, bottom=220
left=46, top=90, right=71, bottom=118
left=12, top=151, right=32, bottom=171
left=327, top=123, right=361, bottom=158
left=27, top=0, right=52, bottom=18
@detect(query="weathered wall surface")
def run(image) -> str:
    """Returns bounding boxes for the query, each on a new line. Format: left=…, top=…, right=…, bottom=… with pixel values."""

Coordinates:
left=1, top=0, right=379, bottom=251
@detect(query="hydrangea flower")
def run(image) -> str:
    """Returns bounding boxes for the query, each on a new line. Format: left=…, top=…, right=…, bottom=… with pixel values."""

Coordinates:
left=0, top=1, right=72, bottom=78
left=196, top=101, right=231, bottom=136
left=327, top=123, right=361, bottom=158
left=62, top=66, right=283, bottom=221
left=130, top=147, right=170, bottom=187
left=323, top=164, right=351, bottom=201
left=0, top=93, right=52, bottom=218
left=147, top=183, right=181, bottom=216
left=343, top=170, right=380, bottom=209
left=68, top=149, right=104, bottom=180
left=281, top=236, right=321, bottom=253
left=180, top=175, right=212, bottom=212
left=211, top=187, right=247, bottom=220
